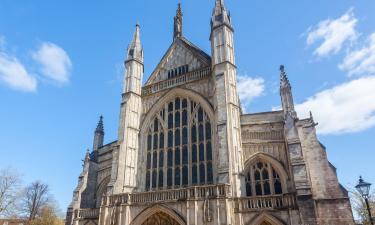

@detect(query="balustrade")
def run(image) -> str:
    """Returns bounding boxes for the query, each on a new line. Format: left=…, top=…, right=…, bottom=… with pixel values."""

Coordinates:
left=142, top=67, right=211, bottom=96
left=236, top=194, right=296, bottom=211
left=75, top=208, right=100, bottom=219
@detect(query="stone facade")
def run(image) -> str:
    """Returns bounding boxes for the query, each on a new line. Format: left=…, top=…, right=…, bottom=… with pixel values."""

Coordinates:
left=65, top=1, right=355, bottom=225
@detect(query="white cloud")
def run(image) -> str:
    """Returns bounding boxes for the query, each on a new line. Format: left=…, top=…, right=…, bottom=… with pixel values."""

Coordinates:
left=295, top=76, right=375, bottom=134
left=32, top=42, right=72, bottom=84
left=306, top=9, right=358, bottom=57
left=0, top=52, right=37, bottom=92
left=237, top=75, right=265, bottom=112
left=339, top=32, right=375, bottom=76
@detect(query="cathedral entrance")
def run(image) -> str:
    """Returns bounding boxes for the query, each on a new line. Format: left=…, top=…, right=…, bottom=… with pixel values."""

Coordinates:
left=141, top=212, right=181, bottom=225
left=260, top=222, right=272, bottom=225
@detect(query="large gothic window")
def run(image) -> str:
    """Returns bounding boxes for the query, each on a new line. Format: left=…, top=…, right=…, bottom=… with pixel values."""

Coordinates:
left=245, top=160, right=283, bottom=196
left=145, top=97, right=213, bottom=190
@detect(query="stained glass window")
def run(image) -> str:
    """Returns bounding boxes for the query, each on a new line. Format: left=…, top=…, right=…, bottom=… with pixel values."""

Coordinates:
left=145, top=97, right=214, bottom=190
left=245, top=160, right=284, bottom=196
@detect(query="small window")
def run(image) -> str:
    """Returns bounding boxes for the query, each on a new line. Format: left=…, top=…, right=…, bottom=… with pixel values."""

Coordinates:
left=175, top=129, right=180, bottom=146
left=159, top=151, right=164, bottom=167
left=198, top=107, right=204, bottom=122
left=205, top=122, right=211, bottom=140
left=153, top=134, right=158, bottom=150
left=206, top=142, right=212, bottom=161
left=158, top=170, right=164, bottom=188
left=199, top=143, right=205, bottom=162
left=182, top=166, right=188, bottom=185
left=129, top=49, right=134, bottom=57
left=175, top=98, right=180, bottom=110
left=182, top=146, right=188, bottom=164
left=146, top=171, right=150, bottom=190
left=192, top=145, right=197, bottom=163
left=168, top=149, right=173, bottom=167
left=153, top=152, right=157, bottom=168
left=192, top=125, right=197, bottom=142
left=168, top=131, right=173, bottom=147
left=182, top=110, right=187, bottom=126
left=168, top=114, right=173, bottom=129
left=159, top=133, right=164, bottom=148
left=182, top=127, right=188, bottom=145
left=175, top=147, right=180, bottom=165
left=199, top=124, right=204, bottom=141
left=167, top=168, right=173, bottom=187
left=152, top=170, right=157, bottom=188
left=199, top=164, right=206, bottom=183
left=192, top=165, right=198, bottom=185
left=175, top=167, right=180, bottom=186
left=207, top=162, right=213, bottom=183
left=175, top=112, right=180, bottom=127
left=182, top=99, right=187, bottom=108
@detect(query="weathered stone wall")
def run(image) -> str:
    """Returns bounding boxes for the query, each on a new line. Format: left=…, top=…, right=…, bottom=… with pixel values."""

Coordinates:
left=297, top=119, right=355, bottom=224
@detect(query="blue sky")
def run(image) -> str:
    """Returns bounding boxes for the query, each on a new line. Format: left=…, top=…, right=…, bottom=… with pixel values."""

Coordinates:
left=1, top=0, right=375, bottom=212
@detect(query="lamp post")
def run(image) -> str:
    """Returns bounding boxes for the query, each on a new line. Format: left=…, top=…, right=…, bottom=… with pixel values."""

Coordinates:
left=356, top=176, right=374, bottom=225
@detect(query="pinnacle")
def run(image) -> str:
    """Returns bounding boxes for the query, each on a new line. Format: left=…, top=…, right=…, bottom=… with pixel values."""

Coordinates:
left=95, top=115, right=104, bottom=134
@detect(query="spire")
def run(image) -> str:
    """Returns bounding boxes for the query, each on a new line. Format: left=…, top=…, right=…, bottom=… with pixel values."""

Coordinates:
left=211, top=0, right=232, bottom=29
left=95, top=115, right=104, bottom=135
left=279, top=65, right=296, bottom=117
left=173, top=3, right=183, bottom=40
left=93, top=115, right=104, bottom=151
left=280, top=65, right=291, bottom=90
left=127, top=24, right=143, bottom=62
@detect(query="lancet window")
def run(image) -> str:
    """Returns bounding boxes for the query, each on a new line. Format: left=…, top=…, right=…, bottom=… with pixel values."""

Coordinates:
left=145, top=97, right=213, bottom=190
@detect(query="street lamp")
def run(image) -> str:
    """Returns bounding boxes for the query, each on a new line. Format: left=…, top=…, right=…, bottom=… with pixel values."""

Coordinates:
left=356, top=176, right=374, bottom=225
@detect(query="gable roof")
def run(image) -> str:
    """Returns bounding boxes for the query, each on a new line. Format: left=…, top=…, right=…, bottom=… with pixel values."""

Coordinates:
left=145, top=37, right=211, bottom=85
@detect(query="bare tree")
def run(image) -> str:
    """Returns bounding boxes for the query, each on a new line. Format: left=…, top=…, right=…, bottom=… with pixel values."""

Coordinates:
left=350, top=188, right=375, bottom=225
left=22, top=181, right=50, bottom=220
left=0, top=168, right=22, bottom=217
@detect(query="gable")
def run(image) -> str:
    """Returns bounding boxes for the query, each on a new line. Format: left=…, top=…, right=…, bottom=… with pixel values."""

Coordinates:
left=145, top=37, right=211, bottom=85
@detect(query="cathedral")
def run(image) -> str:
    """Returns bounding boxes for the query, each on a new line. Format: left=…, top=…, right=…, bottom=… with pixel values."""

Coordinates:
left=65, top=1, right=355, bottom=225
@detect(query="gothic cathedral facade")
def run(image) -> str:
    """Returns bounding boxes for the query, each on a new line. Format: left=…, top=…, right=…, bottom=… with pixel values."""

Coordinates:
left=65, top=1, right=355, bottom=225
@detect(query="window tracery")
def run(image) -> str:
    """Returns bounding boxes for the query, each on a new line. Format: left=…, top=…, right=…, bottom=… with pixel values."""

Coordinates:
left=245, top=160, right=283, bottom=196
left=145, top=97, right=213, bottom=190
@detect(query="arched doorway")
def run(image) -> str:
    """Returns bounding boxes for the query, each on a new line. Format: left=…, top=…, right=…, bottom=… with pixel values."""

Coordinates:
left=260, top=222, right=272, bottom=225
left=130, top=205, right=185, bottom=225
left=141, top=212, right=180, bottom=225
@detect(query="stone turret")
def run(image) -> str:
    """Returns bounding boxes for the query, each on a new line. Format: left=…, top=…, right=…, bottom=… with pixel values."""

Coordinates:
left=109, top=24, right=144, bottom=194
left=210, top=0, right=243, bottom=201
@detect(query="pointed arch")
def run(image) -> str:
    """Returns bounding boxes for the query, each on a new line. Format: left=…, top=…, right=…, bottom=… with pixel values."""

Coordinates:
left=130, top=204, right=186, bottom=225
left=243, top=153, right=288, bottom=196
left=139, top=88, right=216, bottom=190
left=95, top=176, right=110, bottom=208
left=141, top=88, right=214, bottom=133
left=250, top=213, right=285, bottom=225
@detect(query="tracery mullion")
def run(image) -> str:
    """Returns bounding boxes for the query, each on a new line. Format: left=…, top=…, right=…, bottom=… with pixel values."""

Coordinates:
left=203, top=114, right=207, bottom=184
left=251, top=166, right=256, bottom=197
left=187, top=98, right=192, bottom=186
left=172, top=100, right=175, bottom=188
left=267, top=162, right=275, bottom=195
left=163, top=104, right=168, bottom=189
